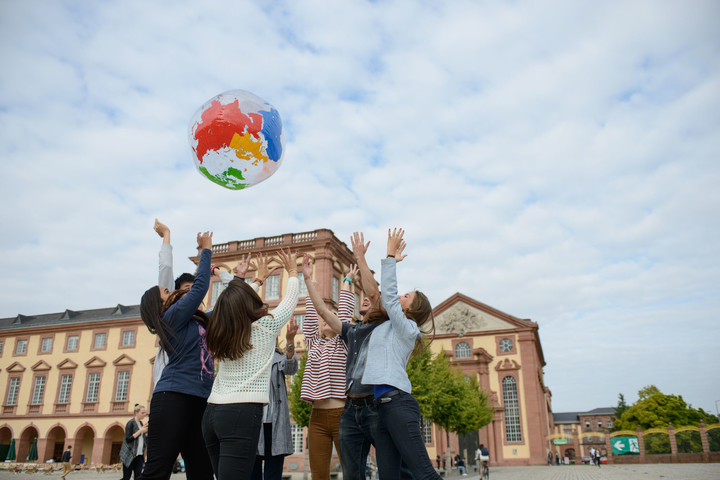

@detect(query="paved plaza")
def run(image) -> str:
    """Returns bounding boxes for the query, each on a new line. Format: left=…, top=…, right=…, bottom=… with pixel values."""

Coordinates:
left=2, top=464, right=720, bottom=480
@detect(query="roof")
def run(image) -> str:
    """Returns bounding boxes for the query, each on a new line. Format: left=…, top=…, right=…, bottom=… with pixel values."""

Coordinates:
left=553, top=407, right=615, bottom=423
left=0, top=304, right=140, bottom=332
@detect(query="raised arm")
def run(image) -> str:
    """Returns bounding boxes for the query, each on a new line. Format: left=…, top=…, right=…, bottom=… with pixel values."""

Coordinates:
left=267, top=249, right=300, bottom=331
left=351, top=232, right=379, bottom=305
left=165, top=232, right=213, bottom=326
left=381, top=228, right=418, bottom=339
left=155, top=219, right=174, bottom=290
left=337, top=265, right=358, bottom=322
left=301, top=254, right=343, bottom=335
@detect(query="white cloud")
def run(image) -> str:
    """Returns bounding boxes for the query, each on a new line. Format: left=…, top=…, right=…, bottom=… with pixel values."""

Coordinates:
left=0, top=0, right=718, bottom=413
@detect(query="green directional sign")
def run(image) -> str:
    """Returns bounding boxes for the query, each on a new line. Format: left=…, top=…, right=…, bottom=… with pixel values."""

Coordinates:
left=611, top=437, right=640, bottom=454
left=553, top=439, right=568, bottom=445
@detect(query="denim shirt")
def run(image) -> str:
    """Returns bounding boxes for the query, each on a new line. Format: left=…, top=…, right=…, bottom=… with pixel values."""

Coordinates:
left=360, top=258, right=421, bottom=393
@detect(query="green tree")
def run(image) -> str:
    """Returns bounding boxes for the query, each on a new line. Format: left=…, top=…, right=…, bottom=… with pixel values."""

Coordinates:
left=613, top=385, right=718, bottom=454
left=408, top=349, right=493, bottom=454
left=288, top=353, right=311, bottom=427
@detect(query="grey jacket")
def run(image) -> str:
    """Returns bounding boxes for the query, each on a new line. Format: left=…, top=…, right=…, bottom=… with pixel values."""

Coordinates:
left=258, top=350, right=298, bottom=456
left=361, top=258, right=421, bottom=393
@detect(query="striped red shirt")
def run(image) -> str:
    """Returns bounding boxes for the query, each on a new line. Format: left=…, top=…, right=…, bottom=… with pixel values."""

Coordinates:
left=300, top=289, right=354, bottom=401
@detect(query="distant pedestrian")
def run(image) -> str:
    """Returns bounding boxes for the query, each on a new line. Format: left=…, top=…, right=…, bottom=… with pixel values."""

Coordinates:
left=547, top=451, right=552, bottom=465
left=555, top=453, right=559, bottom=465
left=595, top=450, right=601, bottom=468
left=436, top=455, right=440, bottom=470
left=61, top=446, right=72, bottom=479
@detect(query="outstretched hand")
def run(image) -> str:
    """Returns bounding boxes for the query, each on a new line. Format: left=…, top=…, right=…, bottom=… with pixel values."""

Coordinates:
left=387, top=228, right=407, bottom=262
left=234, top=254, right=252, bottom=278
left=301, top=254, right=314, bottom=280
left=345, top=264, right=359, bottom=283
left=252, top=253, right=280, bottom=283
left=197, top=231, right=213, bottom=251
left=286, top=316, right=299, bottom=340
left=277, top=248, right=298, bottom=276
left=351, top=232, right=370, bottom=261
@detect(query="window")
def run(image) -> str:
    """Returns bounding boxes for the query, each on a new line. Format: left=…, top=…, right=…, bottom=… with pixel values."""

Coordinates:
left=332, top=277, right=339, bottom=303
left=499, top=338, right=514, bottom=352
left=85, top=373, right=101, bottom=402
left=94, top=333, right=107, bottom=349
left=297, top=273, right=308, bottom=297
left=455, top=342, right=472, bottom=359
left=122, top=331, right=135, bottom=347
left=16, top=340, right=27, bottom=354
left=0, top=341, right=4, bottom=355
left=294, top=314, right=305, bottom=329
left=58, top=374, right=73, bottom=404
left=266, top=275, right=280, bottom=300
left=6, top=377, right=20, bottom=405
left=211, top=281, right=227, bottom=306
left=41, top=337, right=53, bottom=352
left=31, top=376, right=46, bottom=404
left=355, top=293, right=360, bottom=316
left=607, top=421, right=613, bottom=428
left=115, top=371, right=130, bottom=401
left=291, top=424, right=304, bottom=453
left=422, top=418, right=433, bottom=444
left=66, top=335, right=79, bottom=351
left=585, top=421, right=590, bottom=428
left=502, top=376, right=522, bottom=442
left=598, top=421, right=603, bottom=429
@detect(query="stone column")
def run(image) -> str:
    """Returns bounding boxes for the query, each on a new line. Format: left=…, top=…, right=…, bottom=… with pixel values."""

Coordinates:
left=636, top=427, right=645, bottom=464
left=604, top=433, right=613, bottom=464
left=92, top=437, right=105, bottom=466
left=36, top=438, right=49, bottom=462
left=668, top=423, right=677, bottom=462
left=699, top=422, right=710, bottom=462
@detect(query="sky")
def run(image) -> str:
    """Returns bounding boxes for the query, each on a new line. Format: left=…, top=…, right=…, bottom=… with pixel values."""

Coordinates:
left=0, top=0, right=718, bottom=414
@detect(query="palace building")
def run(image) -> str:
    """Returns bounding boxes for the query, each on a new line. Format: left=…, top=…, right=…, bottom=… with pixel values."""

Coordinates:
left=0, top=228, right=555, bottom=468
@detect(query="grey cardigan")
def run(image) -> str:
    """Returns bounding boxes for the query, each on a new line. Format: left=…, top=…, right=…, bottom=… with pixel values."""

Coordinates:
left=361, top=258, right=421, bottom=393
left=257, top=349, right=298, bottom=456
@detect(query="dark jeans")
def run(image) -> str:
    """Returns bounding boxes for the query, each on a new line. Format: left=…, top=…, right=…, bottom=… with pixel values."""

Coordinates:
left=340, top=398, right=415, bottom=480
left=139, top=391, right=214, bottom=480
left=121, top=455, right=144, bottom=480
left=202, top=402, right=263, bottom=480
left=376, top=391, right=440, bottom=480
left=251, top=423, right=286, bottom=480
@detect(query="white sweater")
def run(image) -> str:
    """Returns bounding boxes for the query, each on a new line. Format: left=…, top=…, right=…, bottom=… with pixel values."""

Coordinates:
left=207, top=276, right=299, bottom=404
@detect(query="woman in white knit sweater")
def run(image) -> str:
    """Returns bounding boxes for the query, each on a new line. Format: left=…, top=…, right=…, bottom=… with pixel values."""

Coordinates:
left=201, top=249, right=299, bottom=480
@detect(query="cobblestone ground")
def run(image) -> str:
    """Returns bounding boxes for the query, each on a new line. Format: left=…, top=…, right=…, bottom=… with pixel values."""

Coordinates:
left=2, top=464, right=720, bottom=480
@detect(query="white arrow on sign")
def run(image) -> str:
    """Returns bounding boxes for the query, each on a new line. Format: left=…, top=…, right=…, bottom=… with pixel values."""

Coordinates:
left=613, top=440, right=626, bottom=451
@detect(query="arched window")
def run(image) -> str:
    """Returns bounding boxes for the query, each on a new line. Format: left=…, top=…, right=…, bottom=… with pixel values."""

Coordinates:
left=455, top=342, right=471, bottom=359
left=502, top=376, right=522, bottom=442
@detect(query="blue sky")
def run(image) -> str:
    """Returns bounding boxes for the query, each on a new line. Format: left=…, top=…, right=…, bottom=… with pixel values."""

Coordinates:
left=0, top=0, right=718, bottom=414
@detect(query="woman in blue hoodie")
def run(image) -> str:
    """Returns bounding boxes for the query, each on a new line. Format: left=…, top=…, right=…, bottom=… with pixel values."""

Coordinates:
left=361, top=228, right=440, bottom=480
left=138, top=231, right=215, bottom=480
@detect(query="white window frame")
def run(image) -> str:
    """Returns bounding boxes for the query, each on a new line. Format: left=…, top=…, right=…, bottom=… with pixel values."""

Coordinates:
left=16, top=340, right=27, bottom=354
left=66, top=335, right=79, bottom=351
left=122, top=330, right=135, bottom=347
left=41, top=337, right=53, bottom=352
left=58, top=374, right=73, bottom=404
left=455, top=342, right=472, bottom=359
left=86, top=372, right=101, bottom=402
left=297, top=273, right=308, bottom=297
left=291, top=424, right=304, bottom=453
left=266, top=275, right=280, bottom=300
left=94, top=333, right=107, bottom=349
left=31, top=375, right=46, bottom=404
left=115, top=371, right=130, bottom=402
left=332, top=277, right=339, bottom=303
left=6, top=377, right=20, bottom=405
left=502, top=376, right=522, bottom=442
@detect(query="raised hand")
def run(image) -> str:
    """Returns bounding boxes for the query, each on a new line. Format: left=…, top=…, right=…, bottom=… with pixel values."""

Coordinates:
left=252, top=252, right=281, bottom=283
left=276, top=248, right=298, bottom=276
left=345, top=264, right=359, bottom=283
left=234, top=253, right=252, bottom=278
left=154, top=219, right=170, bottom=241
left=387, top=228, right=407, bottom=261
left=351, top=232, right=370, bottom=261
left=197, top=231, right=213, bottom=251
left=301, top=254, right=314, bottom=280
left=286, top=316, right=299, bottom=340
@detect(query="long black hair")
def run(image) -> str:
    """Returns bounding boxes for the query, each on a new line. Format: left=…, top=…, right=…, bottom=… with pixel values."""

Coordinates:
left=140, top=286, right=209, bottom=354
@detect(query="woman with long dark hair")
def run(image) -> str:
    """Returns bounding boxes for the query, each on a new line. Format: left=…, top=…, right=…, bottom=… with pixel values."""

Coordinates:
left=138, top=231, right=215, bottom=480
left=201, top=249, right=300, bottom=480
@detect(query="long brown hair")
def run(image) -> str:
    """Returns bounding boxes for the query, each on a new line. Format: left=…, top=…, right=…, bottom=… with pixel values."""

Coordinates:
left=206, top=279, right=269, bottom=361
left=405, top=290, right=435, bottom=357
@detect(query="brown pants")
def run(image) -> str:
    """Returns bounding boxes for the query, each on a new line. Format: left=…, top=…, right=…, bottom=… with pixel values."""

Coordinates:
left=62, top=462, right=73, bottom=477
left=308, top=407, right=344, bottom=480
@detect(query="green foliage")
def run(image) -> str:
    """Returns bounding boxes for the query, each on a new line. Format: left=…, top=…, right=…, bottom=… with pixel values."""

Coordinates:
left=288, top=353, right=312, bottom=428
left=613, top=385, right=718, bottom=431
left=644, top=432, right=670, bottom=454
left=407, top=347, right=493, bottom=437
left=676, top=430, right=702, bottom=453
left=708, top=428, right=720, bottom=452
left=614, top=393, right=629, bottom=419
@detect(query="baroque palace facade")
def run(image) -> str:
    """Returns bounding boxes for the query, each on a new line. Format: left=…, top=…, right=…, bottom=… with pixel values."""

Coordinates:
left=0, top=228, right=555, bottom=468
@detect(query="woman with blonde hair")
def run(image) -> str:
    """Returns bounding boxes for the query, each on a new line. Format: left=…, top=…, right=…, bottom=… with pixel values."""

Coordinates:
left=120, top=404, right=148, bottom=480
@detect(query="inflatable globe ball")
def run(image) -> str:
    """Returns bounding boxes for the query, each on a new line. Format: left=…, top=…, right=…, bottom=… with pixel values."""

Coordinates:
left=189, top=90, right=285, bottom=190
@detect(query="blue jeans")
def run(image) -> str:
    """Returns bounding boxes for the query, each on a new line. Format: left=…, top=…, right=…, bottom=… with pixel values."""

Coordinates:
left=202, top=403, right=263, bottom=480
left=340, top=399, right=415, bottom=480
left=376, top=391, right=440, bottom=480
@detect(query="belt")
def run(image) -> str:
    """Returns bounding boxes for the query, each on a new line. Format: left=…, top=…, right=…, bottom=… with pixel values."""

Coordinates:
left=375, top=389, right=401, bottom=405
left=348, top=396, right=375, bottom=407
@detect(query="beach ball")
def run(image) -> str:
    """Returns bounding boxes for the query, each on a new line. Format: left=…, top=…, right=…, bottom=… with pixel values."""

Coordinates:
left=189, top=90, right=285, bottom=190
